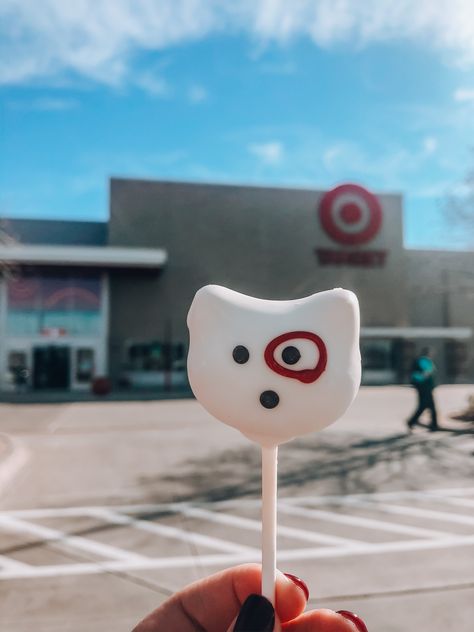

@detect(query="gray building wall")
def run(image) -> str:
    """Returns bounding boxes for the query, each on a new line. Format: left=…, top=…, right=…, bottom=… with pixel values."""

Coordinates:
left=108, top=178, right=408, bottom=379
left=405, top=250, right=474, bottom=328
left=405, top=249, right=474, bottom=382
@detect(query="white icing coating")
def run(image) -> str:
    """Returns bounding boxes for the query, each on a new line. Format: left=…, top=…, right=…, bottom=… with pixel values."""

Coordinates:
left=187, top=285, right=361, bottom=447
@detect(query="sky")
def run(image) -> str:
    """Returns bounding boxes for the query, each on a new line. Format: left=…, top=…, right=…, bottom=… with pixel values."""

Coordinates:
left=1, top=0, right=474, bottom=249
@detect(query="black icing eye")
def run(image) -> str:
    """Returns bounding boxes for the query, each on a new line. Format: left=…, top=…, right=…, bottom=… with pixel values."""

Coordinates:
left=260, top=390, right=279, bottom=409
left=281, top=345, right=301, bottom=365
left=233, top=345, right=249, bottom=364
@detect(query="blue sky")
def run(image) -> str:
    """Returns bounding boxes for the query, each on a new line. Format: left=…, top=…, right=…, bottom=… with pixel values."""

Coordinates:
left=1, top=1, right=474, bottom=249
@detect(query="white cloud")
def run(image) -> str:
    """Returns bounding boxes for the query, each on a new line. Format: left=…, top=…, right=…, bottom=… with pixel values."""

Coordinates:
left=2, top=1, right=474, bottom=87
left=0, top=0, right=219, bottom=86
left=7, top=97, right=78, bottom=111
left=248, top=141, right=284, bottom=164
left=454, top=88, right=474, bottom=102
left=322, top=144, right=346, bottom=169
left=422, top=136, right=438, bottom=154
left=135, top=72, right=170, bottom=97
left=188, top=84, right=208, bottom=103
left=311, top=133, right=447, bottom=191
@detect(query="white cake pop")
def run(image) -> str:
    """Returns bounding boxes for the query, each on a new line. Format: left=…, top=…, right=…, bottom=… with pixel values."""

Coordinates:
left=187, top=284, right=361, bottom=605
left=187, top=285, right=361, bottom=447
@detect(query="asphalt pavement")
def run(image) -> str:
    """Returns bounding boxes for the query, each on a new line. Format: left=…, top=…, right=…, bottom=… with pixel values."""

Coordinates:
left=0, top=386, right=473, bottom=632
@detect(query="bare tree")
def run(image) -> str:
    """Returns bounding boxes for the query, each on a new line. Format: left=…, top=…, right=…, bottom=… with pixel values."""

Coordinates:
left=0, top=219, right=18, bottom=278
left=444, top=155, right=474, bottom=240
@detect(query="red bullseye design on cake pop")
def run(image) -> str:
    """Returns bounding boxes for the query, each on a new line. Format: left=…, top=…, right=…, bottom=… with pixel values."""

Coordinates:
left=264, top=331, right=327, bottom=383
left=319, top=183, right=382, bottom=245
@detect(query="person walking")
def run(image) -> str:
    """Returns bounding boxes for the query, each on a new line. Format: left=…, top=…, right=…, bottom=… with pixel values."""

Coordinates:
left=407, top=347, right=439, bottom=432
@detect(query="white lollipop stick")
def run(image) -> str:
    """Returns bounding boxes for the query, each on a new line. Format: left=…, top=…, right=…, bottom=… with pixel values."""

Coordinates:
left=261, top=444, right=278, bottom=604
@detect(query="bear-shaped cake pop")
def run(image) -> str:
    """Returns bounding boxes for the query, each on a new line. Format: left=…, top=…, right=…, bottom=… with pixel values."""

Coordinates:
left=187, top=285, right=361, bottom=447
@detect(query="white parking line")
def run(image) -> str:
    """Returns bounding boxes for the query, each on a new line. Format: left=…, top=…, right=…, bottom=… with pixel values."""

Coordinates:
left=278, top=535, right=474, bottom=560
left=284, top=489, right=474, bottom=516
left=176, top=505, right=363, bottom=547
left=1, top=534, right=474, bottom=580
left=424, top=496, right=474, bottom=509
left=4, top=486, right=474, bottom=520
left=89, top=508, right=258, bottom=555
left=353, top=501, right=474, bottom=527
left=0, top=515, right=146, bottom=563
left=419, top=487, right=474, bottom=498
left=283, top=487, right=474, bottom=506
left=0, top=486, right=473, bottom=581
left=427, top=488, right=474, bottom=498
left=278, top=502, right=455, bottom=539
left=0, top=554, right=30, bottom=571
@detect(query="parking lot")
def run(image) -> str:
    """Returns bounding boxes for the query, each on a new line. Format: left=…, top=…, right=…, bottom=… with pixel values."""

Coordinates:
left=1, top=386, right=473, bottom=631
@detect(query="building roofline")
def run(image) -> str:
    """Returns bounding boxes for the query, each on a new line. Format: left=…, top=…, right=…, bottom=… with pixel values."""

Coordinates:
left=0, top=244, right=167, bottom=269
left=361, top=326, right=472, bottom=339
left=1, top=217, right=106, bottom=224
left=405, top=246, right=474, bottom=255
left=109, top=176, right=403, bottom=198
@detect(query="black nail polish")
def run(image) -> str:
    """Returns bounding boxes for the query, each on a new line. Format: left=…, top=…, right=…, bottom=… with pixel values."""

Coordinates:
left=234, top=594, right=275, bottom=632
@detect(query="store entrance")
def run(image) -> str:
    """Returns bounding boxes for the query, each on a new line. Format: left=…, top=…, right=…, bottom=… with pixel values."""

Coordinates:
left=33, top=346, right=70, bottom=390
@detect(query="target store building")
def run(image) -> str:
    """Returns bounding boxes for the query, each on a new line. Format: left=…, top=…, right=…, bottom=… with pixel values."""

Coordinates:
left=0, top=177, right=473, bottom=395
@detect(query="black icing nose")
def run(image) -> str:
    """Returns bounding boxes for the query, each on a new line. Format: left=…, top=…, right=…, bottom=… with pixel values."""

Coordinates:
left=260, top=390, right=280, bottom=409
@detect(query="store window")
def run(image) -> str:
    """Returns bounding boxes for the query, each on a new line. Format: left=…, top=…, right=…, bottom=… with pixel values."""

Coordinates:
left=126, top=341, right=185, bottom=371
left=445, top=340, right=469, bottom=380
left=7, top=351, right=29, bottom=388
left=360, top=339, right=398, bottom=384
left=361, top=339, right=393, bottom=370
left=6, top=272, right=102, bottom=336
left=76, top=348, right=95, bottom=383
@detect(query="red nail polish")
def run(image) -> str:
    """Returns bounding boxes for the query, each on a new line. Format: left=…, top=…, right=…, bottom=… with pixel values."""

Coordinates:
left=337, top=610, right=368, bottom=632
left=283, top=573, right=309, bottom=601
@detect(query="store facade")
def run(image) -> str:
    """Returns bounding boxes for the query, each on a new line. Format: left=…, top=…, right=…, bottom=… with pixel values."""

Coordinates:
left=0, top=220, right=166, bottom=393
left=0, top=178, right=473, bottom=395
left=1, top=268, right=106, bottom=391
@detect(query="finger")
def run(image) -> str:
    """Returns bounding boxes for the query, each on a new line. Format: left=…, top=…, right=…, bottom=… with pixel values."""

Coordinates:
left=182, top=565, right=307, bottom=628
left=282, top=608, right=361, bottom=632
left=133, top=564, right=307, bottom=632
left=226, top=594, right=281, bottom=632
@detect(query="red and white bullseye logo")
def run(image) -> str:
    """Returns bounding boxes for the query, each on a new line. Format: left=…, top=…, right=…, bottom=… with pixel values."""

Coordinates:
left=319, top=183, right=382, bottom=246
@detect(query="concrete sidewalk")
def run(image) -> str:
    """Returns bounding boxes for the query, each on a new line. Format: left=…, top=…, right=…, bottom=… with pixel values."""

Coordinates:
left=0, top=386, right=473, bottom=631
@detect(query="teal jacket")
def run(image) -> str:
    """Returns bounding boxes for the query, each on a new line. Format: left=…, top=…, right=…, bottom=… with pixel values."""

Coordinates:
left=410, top=356, right=435, bottom=390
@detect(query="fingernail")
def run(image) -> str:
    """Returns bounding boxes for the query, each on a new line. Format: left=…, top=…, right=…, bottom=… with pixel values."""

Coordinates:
left=234, top=594, right=275, bottom=632
left=284, top=573, right=310, bottom=601
left=337, top=610, right=368, bottom=632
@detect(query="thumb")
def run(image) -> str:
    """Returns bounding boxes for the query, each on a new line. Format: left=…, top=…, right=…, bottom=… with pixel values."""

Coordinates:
left=226, top=594, right=281, bottom=632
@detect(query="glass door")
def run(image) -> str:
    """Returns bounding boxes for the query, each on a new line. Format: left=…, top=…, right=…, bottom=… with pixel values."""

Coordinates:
left=72, top=347, right=95, bottom=389
left=33, top=346, right=71, bottom=390
left=7, top=349, right=30, bottom=391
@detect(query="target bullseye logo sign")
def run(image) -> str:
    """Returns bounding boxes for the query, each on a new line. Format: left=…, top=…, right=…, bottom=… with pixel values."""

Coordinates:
left=315, top=183, right=387, bottom=267
left=319, top=183, right=382, bottom=245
